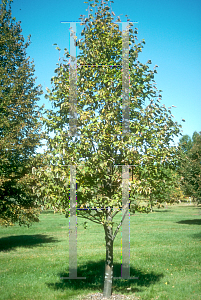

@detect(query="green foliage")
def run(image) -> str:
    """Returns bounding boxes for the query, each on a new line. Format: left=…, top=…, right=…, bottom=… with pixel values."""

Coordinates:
left=178, top=131, right=201, bottom=204
left=0, top=0, right=44, bottom=226
left=34, top=0, right=182, bottom=226
left=179, top=134, right=192, bottom=153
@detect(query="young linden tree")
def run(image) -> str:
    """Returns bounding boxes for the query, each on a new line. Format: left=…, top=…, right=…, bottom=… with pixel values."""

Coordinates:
left=33, top=0, right=182, bottom=297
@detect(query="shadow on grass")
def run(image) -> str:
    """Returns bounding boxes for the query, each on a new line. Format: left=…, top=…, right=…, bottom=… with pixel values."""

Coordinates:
left=191, top=207, right=201, bottom=214
left=46, top=260, right=164, bottom=295
left=176, top=219, right=201, bottom=225
left=0, top=234, right=59, bottom=252
left=191, top=232, right=201, bottom=239
left=152, top=209, right=170, bottom=213
left=41, top=210, right=55, bottom=214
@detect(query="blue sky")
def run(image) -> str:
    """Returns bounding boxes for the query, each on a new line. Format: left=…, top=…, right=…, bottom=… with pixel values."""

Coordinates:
left=9, top=0, right=201, bottom=149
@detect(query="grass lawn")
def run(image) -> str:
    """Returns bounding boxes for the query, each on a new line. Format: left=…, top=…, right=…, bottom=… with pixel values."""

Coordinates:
left=0, top=203, right=200, bottom=300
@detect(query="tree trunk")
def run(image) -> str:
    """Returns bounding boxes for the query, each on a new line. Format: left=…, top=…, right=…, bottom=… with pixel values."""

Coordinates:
left=150, top=195, right=153, bottom=212
left=103, top=208, right=113, bottom=298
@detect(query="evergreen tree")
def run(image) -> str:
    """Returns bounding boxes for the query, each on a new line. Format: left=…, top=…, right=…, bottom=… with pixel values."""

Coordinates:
left=0, top=0, right=44, bottom=226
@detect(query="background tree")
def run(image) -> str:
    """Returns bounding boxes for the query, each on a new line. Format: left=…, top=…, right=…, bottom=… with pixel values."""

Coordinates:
left=33, top=0, right=182, bottom=297
left=179, top=134, right=192, bottom=153
left=0, top=0, right=44, bottom=227
left=178, top=131, right=201, bottom=205
left=137, top=164, right=184, bottom=211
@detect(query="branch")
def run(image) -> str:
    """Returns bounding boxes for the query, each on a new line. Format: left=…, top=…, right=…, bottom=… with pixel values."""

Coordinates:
left=77, top=210, right=104, bottom=225
left=77, top=213, right=102, bottom=225
left=112, top=208, right=121, bottom=218
left=112, top=200, right=130, bottom=219
left=89, top=133, right=96, bottom=154
left=112, top=204, right=129, bottom=241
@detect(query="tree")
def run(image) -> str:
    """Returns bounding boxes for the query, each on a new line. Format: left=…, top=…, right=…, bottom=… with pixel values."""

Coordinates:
left=179, top=134, right=192, bottom=153
left=138, top=164, right=184, bottom=211
left=178, top=131, right=201, bottom=204
left=33, top=0, right=182, bottom=297
left=0, top=0, right=44, bottom=227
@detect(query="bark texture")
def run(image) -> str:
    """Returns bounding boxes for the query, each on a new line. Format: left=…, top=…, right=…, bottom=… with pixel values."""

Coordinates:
left=103, top=208, right=113, bottom=298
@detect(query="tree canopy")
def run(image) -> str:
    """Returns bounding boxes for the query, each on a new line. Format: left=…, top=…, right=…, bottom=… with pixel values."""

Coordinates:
left=34, top=1, right=182, bottom=215
left=178, top=131, right=201, bottom=204
left=0, top=0, right=44, bottom=226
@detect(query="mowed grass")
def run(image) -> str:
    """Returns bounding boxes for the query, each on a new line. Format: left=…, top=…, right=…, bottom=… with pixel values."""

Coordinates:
left=0, top=204, right=200, bottom=300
